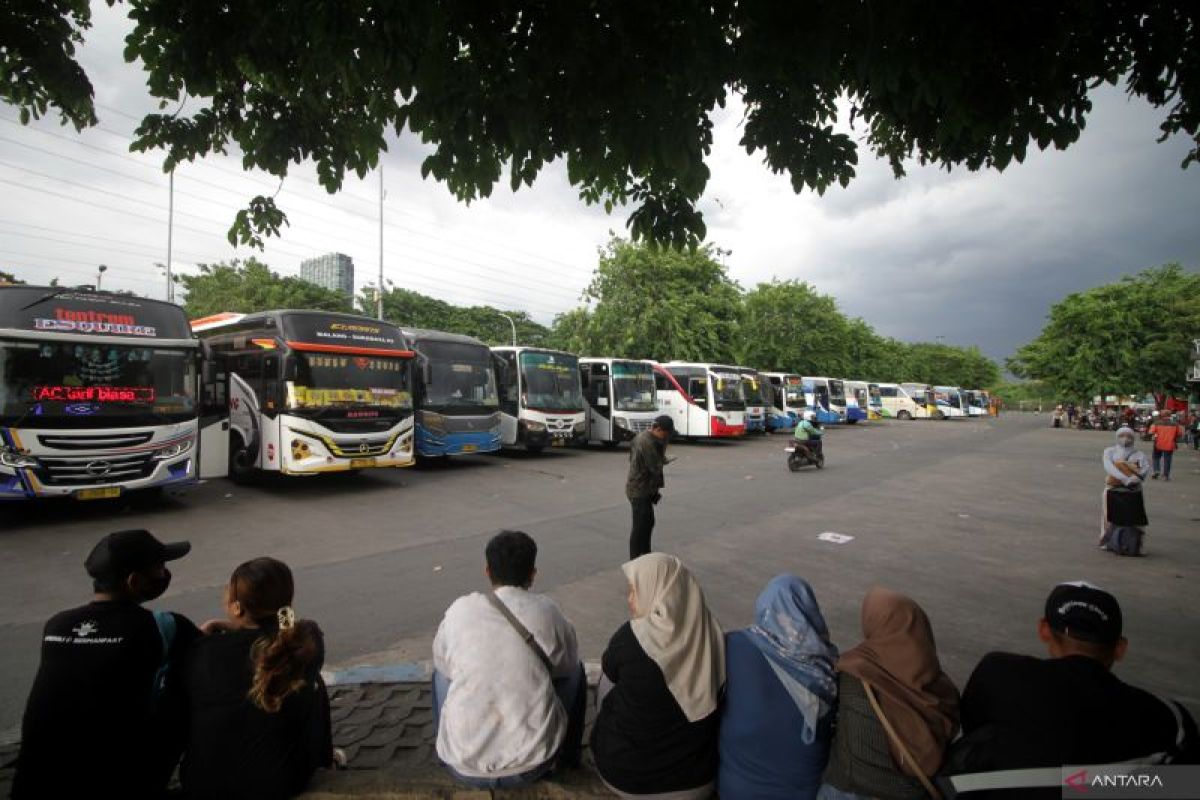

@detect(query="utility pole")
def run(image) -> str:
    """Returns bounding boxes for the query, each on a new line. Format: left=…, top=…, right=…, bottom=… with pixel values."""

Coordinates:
left=96, top=264, right=107, bottom=290
left=377, top=164, right=385, bottom=320
left=166, top=168, right=175, bottom=303
left=498, top=312, right=518, bottom=346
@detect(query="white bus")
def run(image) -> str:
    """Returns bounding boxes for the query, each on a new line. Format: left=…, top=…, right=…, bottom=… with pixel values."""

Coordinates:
left=762, top=372, right=805, bottom=431
left=653, top=362, right=746, bottom=438
left=867, top=382, right=886, bottom=419
left=578, top=357, right=658, bottom=446
left=844, top=380, right=871, bottom=424
left=1, top=285, right=217, bottom=501
left=736, top=367, right=770, bottom=434
left=880, top=382, right=937, bottom=420
left=491, top=346, right=586, bottom=451
left=802, top=376, right=846, bottom=424
left=934, top=385, right=969, bottom=418
left=964, top=389, right=988, bottom=417
left=193, top=310, right=416, bottom=480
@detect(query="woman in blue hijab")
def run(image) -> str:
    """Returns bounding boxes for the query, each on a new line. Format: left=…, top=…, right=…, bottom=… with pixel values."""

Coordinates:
left=719, top=575, right=839, bottom=800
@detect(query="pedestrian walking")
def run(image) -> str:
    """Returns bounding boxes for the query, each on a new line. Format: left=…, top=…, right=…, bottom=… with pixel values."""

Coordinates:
left=1066, top=403, right=1077, bottom=427
left=626, top=415, right=674, bottom=560
left=1148, top=414, right=1183, bottom=481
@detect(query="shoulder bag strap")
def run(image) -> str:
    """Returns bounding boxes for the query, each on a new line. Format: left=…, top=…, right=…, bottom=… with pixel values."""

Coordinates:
left=863, top=679, right=945, bottom=800
left=484, top=592, right=555, bottom=675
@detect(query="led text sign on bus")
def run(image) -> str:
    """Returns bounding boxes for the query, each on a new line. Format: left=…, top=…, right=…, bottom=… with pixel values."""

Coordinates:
left=34, top=308, right=157, bottom=337
left=32, top=385, right=156, bottom=403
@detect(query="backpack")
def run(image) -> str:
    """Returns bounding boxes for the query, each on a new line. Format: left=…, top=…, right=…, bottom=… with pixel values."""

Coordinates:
left=151, top=609, right=177, bottom=703
left=1105, top=526, right=1145, bottom=557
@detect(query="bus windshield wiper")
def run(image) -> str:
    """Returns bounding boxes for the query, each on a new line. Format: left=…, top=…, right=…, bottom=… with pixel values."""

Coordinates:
left=19, top=287, right=73, bottom=311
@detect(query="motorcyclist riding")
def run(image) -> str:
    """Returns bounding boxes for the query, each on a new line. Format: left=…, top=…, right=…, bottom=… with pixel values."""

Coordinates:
left=793, top=410, right=824, bottom=461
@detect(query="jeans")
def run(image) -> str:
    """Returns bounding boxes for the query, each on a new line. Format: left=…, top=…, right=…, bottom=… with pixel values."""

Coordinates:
left=1153, top=448, right=1174, bottom=478
left=432, top=661, right=587, bottom=789
left=629, top=497, right=656, bottom=559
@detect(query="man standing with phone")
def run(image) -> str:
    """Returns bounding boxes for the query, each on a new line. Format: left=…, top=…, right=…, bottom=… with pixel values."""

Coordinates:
left=626, top=415, right=675, bottom=559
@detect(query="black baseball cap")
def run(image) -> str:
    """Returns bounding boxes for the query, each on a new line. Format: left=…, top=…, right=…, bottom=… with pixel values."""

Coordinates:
left=1045, top=581, right=1123, bottom=644
left=84, top=529, right=191, bottom=581
left=653, top=415, right=675, bottom=433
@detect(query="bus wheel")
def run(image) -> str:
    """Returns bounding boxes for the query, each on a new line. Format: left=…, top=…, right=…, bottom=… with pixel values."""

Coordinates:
left=933, top=410, right=946, bottom=421
left=897, top=410, right=912, bottom=421
left=228, top=437, right=258, bottom=484
left=602, top=440, right=618, bottom=449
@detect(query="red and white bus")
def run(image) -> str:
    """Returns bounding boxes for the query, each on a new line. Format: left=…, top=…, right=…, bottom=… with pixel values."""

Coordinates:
left=652, top=362, right=746, bottom=438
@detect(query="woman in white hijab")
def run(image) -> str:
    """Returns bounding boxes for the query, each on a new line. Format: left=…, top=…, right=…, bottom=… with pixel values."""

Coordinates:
left=591, top=554, right=725, bottom=800
left=1100, top=426, right=1150, bottom=547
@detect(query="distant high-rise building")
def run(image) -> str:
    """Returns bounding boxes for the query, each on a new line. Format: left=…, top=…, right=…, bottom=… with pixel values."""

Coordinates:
left=300, top=252, right=354, bottom=296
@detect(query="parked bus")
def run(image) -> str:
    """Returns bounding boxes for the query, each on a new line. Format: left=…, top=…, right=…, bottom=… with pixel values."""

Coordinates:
left=402, top=328, right=501, bottom=457
left=884, top=382, right=938, bottom=420
left=192, top=310, right=415, bottom=480
left=933, top=385, right=968, bottom=418
left=491, top=346, right=586, bottom=451
left=578, top=357, right=658, bottom=446
left=844, top=380, right=871, bottom=424
left=762, top=372, right=804, bottom=431
left=802, top=376, right=846, bottom=424
left=1, top=285, right=213, bottom=501
left=736, top=367, right=770, bottom=434
left=867, top=382, right=886, bottom=419
left=964, top=389, right=988, bottom=417
left=653, top=362, right=746, bottom=438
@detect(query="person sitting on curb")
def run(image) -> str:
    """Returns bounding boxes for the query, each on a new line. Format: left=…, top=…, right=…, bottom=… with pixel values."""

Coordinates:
left=180, top=557, right=332, bottom=800
left=819, top=587, right=961, bottom=800
left=13, top=529, right=199, bottom=800
left=719, top=574, right=839, bottom=800
left=432, top=530, right=585, bottom=789
left=944, top=582, right=1200, bottom=798
left=592, top=553, right=726, bottom=800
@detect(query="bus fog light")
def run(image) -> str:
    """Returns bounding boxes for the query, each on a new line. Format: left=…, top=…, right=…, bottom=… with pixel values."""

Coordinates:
left=0, top=447, right=39, bottom=469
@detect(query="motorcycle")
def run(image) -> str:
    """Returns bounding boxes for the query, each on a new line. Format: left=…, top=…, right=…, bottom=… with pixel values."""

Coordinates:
left=786, top=441, right=825, bottom=471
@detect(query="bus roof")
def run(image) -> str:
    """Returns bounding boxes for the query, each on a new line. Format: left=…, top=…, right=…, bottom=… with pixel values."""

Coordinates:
left=491, top=345, right=578, bottom=358
left=665, top=361, right=742, bottom=373
left=0, top=285, right=194, bottom=343
left=192, top=309, right=413, bottom=356
left=399, top=327, right=488, bottom=347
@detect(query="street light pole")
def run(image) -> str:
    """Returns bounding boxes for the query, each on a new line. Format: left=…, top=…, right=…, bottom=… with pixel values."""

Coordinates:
left=166, top=168, right=175, bottom=302
left=377, top=164, right=385, bottom=320
left=96, top=264, right=107, bottom=290
left=498, top=312, right=517, bottom=346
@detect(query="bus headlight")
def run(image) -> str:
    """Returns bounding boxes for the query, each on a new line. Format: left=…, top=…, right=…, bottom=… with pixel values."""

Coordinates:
left=0, top=447, right=39, bottom=469
left=524, top=421, right=547, bottom=433
left=152, top=439, right=194, bottom=460
left=613, top=417, right=629, bottom=429
left=422, top=411, right=447, bottom=433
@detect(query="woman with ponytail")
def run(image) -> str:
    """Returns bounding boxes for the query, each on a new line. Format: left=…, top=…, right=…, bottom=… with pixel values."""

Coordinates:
left=181, top=557, right=332, bottom=799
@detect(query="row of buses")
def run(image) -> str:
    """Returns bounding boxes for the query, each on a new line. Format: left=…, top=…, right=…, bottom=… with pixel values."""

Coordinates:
left=0, top=289, right=990, bottom=501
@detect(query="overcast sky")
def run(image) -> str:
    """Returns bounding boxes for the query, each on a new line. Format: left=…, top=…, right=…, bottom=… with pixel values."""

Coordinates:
left=1, top=4, right=1197, bottom=364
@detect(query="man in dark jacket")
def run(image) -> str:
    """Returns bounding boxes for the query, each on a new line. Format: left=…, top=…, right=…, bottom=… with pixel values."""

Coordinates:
left=626, top=415, right=674, bottom=559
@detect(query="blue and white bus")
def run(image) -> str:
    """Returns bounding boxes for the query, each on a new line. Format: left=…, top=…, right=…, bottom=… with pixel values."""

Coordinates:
left=844, top=380, right=871, bottom=424
left=736, top=367, right=770, bottom=434
left=762, top=372, right=804, bottom=431
left=802, top=376, right=846, bottom=424
left=402, top=328, right=501, bottom=457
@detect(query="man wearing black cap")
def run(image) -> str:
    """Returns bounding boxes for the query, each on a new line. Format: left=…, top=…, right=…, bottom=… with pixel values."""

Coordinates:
left=946, top=582, right=1199, bottom=795
left=13, top=529, right=201, bottom=799
left=625, top=415, right=674, bottom=559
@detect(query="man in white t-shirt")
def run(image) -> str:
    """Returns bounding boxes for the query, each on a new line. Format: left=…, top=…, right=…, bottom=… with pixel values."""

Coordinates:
left=432, top=530, right=584, bottom=788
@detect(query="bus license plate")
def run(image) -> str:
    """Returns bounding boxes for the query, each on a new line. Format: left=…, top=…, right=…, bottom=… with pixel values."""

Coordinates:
left=349, top=458, right=377, bottom=469
left=551, top=439, right=566, bottom=447
left=460, top=444, right=478, bottom=453
left=77, top=487, right=121, bottom=501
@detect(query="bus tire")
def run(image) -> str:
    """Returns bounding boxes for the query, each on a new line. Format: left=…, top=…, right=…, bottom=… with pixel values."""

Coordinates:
left=933, top=410, right=946, bottom=421
left=228, top=436, right=258, bottom=484
left=846, top=418, right=858, bottom=425
left=602, top=440, right=618, bottom=449
left=897, top=410, right=912, bottom=421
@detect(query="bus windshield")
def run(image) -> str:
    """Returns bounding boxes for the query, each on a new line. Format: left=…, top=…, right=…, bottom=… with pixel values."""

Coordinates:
left=520, top=351, right=583, bottom=411
left=711, top=372, right=745, bottom=411
left=741, top=375, right=768, bottom=406
left=783, top=378, right=806, bottom=408
left=612, top=362, right=656, bottom=412
left=287, top=353, right=412, bottom=410
left=0, top=340, right=196, bottom=429
left=828, top=380, right=846, bottom=401
left=419, top=340, right=498, bottom=409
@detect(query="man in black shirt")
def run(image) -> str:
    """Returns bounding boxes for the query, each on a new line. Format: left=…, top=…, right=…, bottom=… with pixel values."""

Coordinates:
left=626, top=415, right=673, bottom=559
left=12, top=529, right=200, bottom=800
left=947, top=582, right=1198, bottom=795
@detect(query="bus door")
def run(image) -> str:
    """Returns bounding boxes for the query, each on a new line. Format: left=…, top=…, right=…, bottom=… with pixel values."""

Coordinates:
left=494, top=350, right=520, bottom=444
left=581, top=362, right=613, bottom=442
left=197, top=347, right=229, bottom=479
left=228, top=352, right=265, bottom=471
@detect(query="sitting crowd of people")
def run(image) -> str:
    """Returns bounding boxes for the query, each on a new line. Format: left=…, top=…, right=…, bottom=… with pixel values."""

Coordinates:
left=13, top=529, right=1199, bottom=800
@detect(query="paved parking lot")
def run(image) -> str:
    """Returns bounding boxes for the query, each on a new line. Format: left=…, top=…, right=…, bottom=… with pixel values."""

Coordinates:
left=2, top=414, right=1198, bottom=736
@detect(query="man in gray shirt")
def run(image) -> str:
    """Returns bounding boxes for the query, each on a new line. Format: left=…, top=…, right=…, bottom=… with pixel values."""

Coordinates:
left=626, top=415, right=674, bottom=559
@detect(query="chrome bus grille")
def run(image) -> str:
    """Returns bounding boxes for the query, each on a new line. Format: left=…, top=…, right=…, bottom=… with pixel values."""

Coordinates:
left=37, top=451, right=157, bottom=485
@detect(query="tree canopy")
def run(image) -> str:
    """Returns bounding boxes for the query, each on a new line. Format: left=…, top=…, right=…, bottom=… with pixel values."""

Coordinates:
left=361, top=286, right=550, bottom=346
left=1008, top=263, right=1200, bottom=402
left=4, top=3, right=1197, bottom=247
left=549, top=239, right=1000, bottom=387
left=0, top=271, right=25, bottom=285
left=179, top=259, right=353, bottom=318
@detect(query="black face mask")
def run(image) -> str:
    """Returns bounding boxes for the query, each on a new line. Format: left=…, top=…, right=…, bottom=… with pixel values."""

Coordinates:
left=136, top=567, right=172, bottom=602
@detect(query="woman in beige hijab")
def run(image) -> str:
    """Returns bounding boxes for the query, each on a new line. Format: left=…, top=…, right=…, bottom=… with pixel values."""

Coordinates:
left=591, top=554, right=725, bottom=800
left=820, top=587, right=960, bottom=800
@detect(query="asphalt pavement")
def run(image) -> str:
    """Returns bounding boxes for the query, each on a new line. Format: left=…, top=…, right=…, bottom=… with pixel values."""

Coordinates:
left=2, top=414, right=1198, bottom=737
